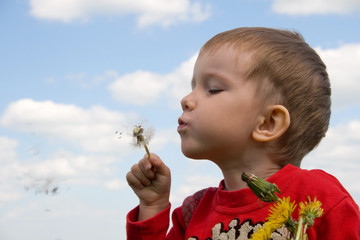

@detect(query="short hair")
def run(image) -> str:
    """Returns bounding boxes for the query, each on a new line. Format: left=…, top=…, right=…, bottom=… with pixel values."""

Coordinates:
left=200, top=27, right=331, bottom=167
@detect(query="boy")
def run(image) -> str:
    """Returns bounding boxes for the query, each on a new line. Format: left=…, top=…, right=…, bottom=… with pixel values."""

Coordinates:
left=126, top=27, right=360, bottom=239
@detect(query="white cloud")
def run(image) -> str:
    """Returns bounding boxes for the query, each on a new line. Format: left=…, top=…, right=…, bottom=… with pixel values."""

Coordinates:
left=108, top=53, right=196, bottom=106
left=272, top=0, right=360, bottom=15
left=0, top=136, right=18, bottom=163
left=167, top=54, right=197, bottom=108
left=104, top=179, right=127, bottom=190
left=0, top=98, right=137, bottom=154
left=0, top=137, right=23, bottom=203
left=22, top=151, right=117, bottom=179
left=0, top=98, right=181, bottom=202
left=46, top=70, right=118, bottom=89
left=151, top=128, right=180, bottom=150
left=307, top=120, right=360, bottom=165
left=108, top=70, right=168, bottom=105
left=0, top=148, right=117, bottom=204
left=0, top=145, right=129, bottom=207
left=0, top=195, right=125, bottom=240
left=315, top=43, right=360, bottom=110
left=29, top=0, right=211, bottom=27
left=0, top=183, right=23, bottom=203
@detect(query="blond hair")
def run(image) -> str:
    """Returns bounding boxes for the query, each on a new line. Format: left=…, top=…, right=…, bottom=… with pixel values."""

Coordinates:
left=200, top=27, right=331, bottom=166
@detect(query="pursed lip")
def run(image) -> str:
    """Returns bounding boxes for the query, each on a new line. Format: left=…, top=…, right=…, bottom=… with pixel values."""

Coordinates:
left=177, top=117, right=189, bottom=133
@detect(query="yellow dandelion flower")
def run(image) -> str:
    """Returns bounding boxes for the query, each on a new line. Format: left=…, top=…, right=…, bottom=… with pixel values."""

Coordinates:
left=266, top=197, right=296, bottom=230
left=299, top=196, right=324, bottom=226
left=250, top=222, right=273, bottom=240
left=250, top=197, right=297, bottom=240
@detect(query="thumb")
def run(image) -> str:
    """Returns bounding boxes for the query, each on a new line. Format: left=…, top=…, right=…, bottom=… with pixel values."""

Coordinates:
left=149, top=154, right=170, bottom=177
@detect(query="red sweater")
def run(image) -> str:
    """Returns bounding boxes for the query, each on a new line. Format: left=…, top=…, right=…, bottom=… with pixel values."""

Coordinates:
left=127, top=164, right=360, bottom=239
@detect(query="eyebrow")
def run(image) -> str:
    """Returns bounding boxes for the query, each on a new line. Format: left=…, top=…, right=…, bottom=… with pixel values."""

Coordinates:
left=191, top=70, right=232, bottom=90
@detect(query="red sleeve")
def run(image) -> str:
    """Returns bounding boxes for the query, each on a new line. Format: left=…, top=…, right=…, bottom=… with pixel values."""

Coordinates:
left=126, top=204, right=187, bottom=240
left=316, top=196, right=360, bottom=240
left=126, top=204, right=171, bottom=240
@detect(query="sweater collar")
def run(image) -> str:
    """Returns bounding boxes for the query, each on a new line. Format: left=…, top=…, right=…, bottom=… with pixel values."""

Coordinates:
left=215, top=164, right=299, bottom=210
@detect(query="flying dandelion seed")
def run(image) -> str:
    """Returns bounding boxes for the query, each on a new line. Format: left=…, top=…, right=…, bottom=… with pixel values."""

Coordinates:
left=115, top=130, right=123, bottom=138
left=23, top=173, right=62, bottom=196
left=26, top=146, right=40, bottom=156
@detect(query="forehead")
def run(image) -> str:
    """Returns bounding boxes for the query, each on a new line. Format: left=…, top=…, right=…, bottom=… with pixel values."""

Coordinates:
left=192, top=45, right=255, bottom=86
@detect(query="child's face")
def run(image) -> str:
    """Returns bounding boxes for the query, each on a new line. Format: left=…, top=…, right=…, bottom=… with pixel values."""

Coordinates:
left=178, top=45, right=264, bottom=162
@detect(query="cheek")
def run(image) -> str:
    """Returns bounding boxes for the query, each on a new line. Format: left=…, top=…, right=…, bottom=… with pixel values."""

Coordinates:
left=209, top=109, right=257, bottom=140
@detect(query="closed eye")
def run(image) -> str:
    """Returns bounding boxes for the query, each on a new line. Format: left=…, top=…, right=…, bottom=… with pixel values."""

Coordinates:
left=208, top=89, right=223, bottom=94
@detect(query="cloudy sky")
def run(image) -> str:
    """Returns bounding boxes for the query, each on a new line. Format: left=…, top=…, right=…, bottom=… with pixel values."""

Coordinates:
left=0, top=0, right=359, bottom=239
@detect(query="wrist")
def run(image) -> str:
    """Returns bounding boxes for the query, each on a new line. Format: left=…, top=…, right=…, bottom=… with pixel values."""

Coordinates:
left=138, top=200, right=170, bottom=221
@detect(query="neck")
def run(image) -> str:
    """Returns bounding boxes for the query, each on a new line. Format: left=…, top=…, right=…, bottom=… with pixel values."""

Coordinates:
left=217, top=158, right=281, bottom=191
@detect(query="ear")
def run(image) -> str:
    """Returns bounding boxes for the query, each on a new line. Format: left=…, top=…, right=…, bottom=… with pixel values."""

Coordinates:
left=252, top=105, right=290, bottom=142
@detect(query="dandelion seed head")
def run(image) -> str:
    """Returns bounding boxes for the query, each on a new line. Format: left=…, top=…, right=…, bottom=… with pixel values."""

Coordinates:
left=133, top=125, right=143, bottom=136
left=114, top=120, right=153, bottom=147
left=131, top=125, right=153, bottom=148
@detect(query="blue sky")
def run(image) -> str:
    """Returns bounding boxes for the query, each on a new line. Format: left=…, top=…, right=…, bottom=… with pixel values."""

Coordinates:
left=1, top=0, right=360, bottom=239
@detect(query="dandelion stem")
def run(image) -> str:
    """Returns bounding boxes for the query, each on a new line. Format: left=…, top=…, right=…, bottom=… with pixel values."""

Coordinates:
left=144, top=144, right=150, bottom=159
left=133, top=125, right=152, bottom=159
left=295, top=217, right=304, bottom=240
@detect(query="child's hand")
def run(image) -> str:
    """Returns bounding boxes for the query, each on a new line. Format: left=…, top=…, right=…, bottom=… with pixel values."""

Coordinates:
left=126, top=153, right=171, bottom=221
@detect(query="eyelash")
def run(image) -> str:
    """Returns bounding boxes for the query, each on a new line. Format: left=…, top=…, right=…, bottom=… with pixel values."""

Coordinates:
left=208, top=89, right=223, bottom=94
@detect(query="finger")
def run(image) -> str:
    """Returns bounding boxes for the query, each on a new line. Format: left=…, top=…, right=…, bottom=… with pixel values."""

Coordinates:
left=130, top=164, right=152, bottom=187
left=126, top=171, right=144, bottom=190
left=148, top=154, right=170, bottom=177
left=139, top=156, right=156, bottom=179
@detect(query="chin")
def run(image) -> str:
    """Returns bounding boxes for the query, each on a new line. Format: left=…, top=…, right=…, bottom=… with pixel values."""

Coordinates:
left=181, top=148, right=209, bottom=160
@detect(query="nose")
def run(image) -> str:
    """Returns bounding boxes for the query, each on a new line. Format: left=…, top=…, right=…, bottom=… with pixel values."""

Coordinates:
left=181, top=92, right=196, bottom=111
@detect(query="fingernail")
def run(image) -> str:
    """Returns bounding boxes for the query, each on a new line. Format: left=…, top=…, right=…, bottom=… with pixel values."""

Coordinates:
left=145, top=162, right=152, bottom=170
